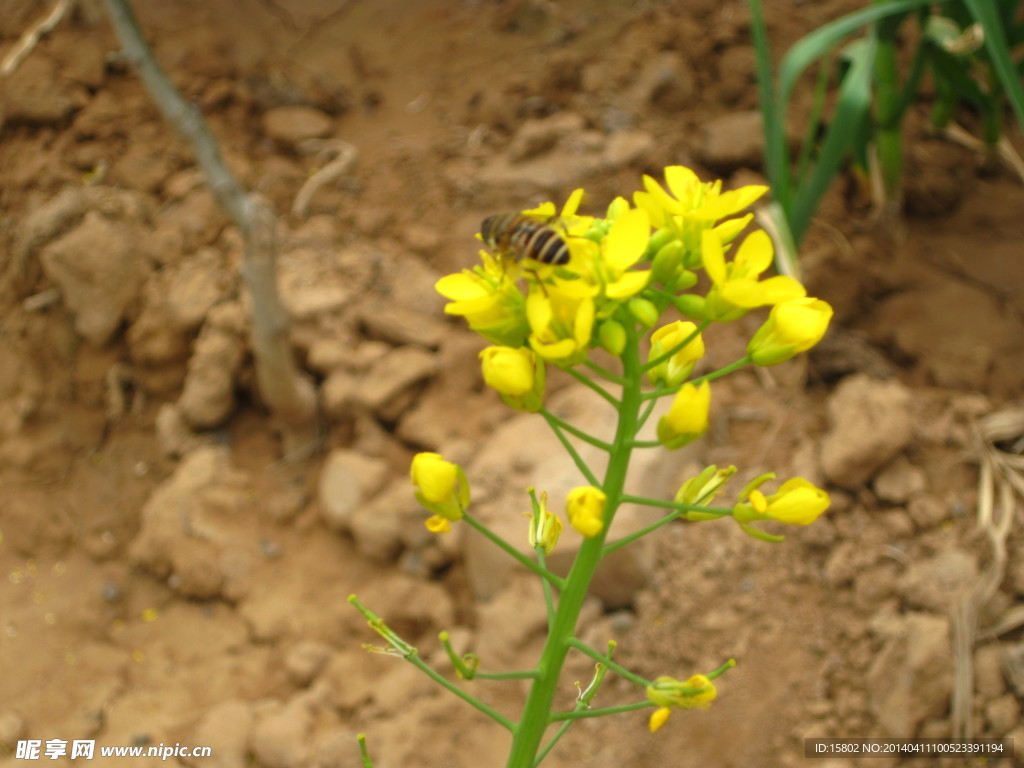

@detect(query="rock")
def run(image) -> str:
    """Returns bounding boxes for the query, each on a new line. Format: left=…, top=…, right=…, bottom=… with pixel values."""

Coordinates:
left=357, top=304, right=447, bottom=349
left=355, top=346, right=438, bottom=419
left=178, top=305, right=248, bottom=428
left=984, top=694, right=1020, bottom=736
left=716, top=45, right=757, bottom=105
left=129, top=446, right=252, bottom=599
left=317, top=449, right=389, bottom=531
left=166, top=248, right=231, bottom=331
left=189, top=700, right=253, bottom=768
left=699, top=111, right=764, bottom=172
left=283, top=641, right=332, bottom=687
left=40, top=211, right=153, bottom=345
left=474, top=575, right=549, bottom=668
left=507, top=112, right=586, bottom=161
left=907, top=496, right=948, bottom=530
left=155, top=402, right=210, bottom=458
left=974, top=643, right=1007, bottom=699
left=322, top=370, right=357, bottom=420
left=249, top=698, right=313, bottom=768
left=872, top=455, right=927, bottom=503
left=349, top=484, right=436, bottom=564
left=602, top=129, right=654, bottom=169
left=899, top=548, right=977, bottom=613
left=356, top=573, right=455, bottom=640
left=821, top=375, right=913, bottom=489
left=0, top=708, right=27, bottom=748
left=625, top=51, right=697, bottom=111
left=867, top=613, right=952, bottom=737
left=0, top=54, right=83, bottom=124
left=262, top=106, right=333, bottom=146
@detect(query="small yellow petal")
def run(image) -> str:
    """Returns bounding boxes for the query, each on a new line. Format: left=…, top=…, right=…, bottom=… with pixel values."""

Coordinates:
left=649, top=707, right=672, bottom=733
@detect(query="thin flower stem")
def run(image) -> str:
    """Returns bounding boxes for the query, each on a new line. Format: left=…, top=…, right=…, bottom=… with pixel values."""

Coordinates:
left=567, top=367, right=620, bottom=406
left=533, top=721, right=572, bottom=767
left=477, top=670, right=540, bottom=680
left=541, top=410, right=612, bottom=452
left=603, top=499, right=731, bottom=557
left=405, top=652, right=517, bottom=731
left=582, top=359, right=625, bottom=386
left=566, top=638, right=651, bottom=688
left=630, top=439, right=662, bottom=448
left=541, top=412, right=601, bottom=487
left=463, top=514, right=566, bottom=590
left=635, top=384, right=666, bottom=431
left=549, top=701, right=652, bottom=722
left=641, top=355, right=753, bottom=401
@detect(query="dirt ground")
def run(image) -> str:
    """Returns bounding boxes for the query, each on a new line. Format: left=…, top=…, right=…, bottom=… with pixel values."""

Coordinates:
left=2, top=1, right=1023, bottom=767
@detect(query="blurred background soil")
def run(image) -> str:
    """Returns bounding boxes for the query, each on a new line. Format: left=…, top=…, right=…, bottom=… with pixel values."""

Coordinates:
left=1, top=1, right=1023, bottom=767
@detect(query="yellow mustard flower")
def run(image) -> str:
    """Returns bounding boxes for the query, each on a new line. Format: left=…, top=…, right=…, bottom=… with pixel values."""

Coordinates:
left=566, top=486, right=606, bottom=537
left=411, top=452, right=470, bottom=532
left=647, top=321, right=705, bottom=387
left=747, top=296, right=833, bottom=365
left=589, top=206, right=651, bottom=300
left=696, top=229, right=806, bottom=321
left=435, top=255, right=530, bottom=347
left=479, top=345, right=545, bottom=412
left=646, top=674, right=717, bottom=732
left=737, top=478, right=831, bottom=526
left=657, top=381, right=711, bottom=450
left=526, top=280, right=598, bottom=367
left=634, top=166, right=768, bottom=229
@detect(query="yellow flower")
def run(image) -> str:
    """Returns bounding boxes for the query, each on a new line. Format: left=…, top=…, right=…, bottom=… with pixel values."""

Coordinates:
left=591, top=206, right=651, bottom=300
left=565, top=486, right=606, bottom=538
left=647, top=321, right=705, bottom=387
left=732, top=477, right=830, bottom=540
left=411, top=453, right=470, bottom=532
left=698, top=229, right=806, bottom=321
left=479, top=346, right=545, bottom=412
left=526, top=280, right=598, bottom=367
left=657, top=381, right=711, bottom=450
left=646, top=674, right=717, bottom=731
left=634, top=166, right=768, bottom=229
left=436, top=256, right=530, bottom=347
left=527, top=490, right=561, bottom=554
left=747, top=297, right=833, bottom=365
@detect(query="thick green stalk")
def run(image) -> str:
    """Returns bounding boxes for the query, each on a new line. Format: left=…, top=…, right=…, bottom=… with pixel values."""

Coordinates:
left=505, top=326, right=644, bottom=768
left=873, top=2, right=905, bottom=205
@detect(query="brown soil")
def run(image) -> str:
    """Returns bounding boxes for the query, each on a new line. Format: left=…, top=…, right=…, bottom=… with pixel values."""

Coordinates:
left=2, top=2, right=1023, bottom=768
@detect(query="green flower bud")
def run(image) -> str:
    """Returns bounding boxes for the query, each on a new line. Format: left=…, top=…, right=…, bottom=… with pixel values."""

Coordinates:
left=627, top=297, right=659, bottom=328
left=598, top=319, right=627, bottom=356
left=673, top=293, right=707, bottom=321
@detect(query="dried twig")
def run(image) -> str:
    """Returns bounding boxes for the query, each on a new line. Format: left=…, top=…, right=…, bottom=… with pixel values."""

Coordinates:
left=292, top=139, right=358, bottom=218
left=0, top=0, right=72, bottom=77
left=100, top=0, right=317, bottom=448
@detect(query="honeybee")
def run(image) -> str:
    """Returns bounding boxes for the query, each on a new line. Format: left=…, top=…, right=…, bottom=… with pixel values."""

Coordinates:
left=480, top=213, right=571, bottom=266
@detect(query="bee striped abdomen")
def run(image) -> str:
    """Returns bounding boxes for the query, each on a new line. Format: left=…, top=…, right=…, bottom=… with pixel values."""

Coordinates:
left=481, top=213, right=571, bottom=266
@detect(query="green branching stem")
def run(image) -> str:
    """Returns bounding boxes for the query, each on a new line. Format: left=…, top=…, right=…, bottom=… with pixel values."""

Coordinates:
left=504, top=323, right=645, bottom=768
left=582, top=359, right=626, bottom=386
left=463, top=514, right=566, bottom=590
left=549, top=701, right=652, bottom=722
left=603, top=500, right=732, bottom=557
left=567, top=367, right=620, bottom=406
left=540, top=410, right=612, bottom=452
left=541, top=412, right=601, bottom=487
left=536, top=548, right=557, bottom=629
left=566, top=638, right=651, bottom=688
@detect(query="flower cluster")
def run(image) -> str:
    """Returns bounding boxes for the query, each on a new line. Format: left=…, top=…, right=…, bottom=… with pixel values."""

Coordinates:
left=436, top=166, right=832, bottom=437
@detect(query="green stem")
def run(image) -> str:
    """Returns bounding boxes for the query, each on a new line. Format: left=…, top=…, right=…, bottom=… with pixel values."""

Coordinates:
left=540, top=410, right=612, bottom=452
left=542, top=412, right=601, bottom=487
left=566, top=638, right=651, bottom=688
left=463, top=514, right=566, bottom=590
left=582, top=359, right=626, bottom=386
left=406, top=652, right=517, bottom=731
left=549, top=701, right=652, bottom=721
left=567, top=367, right=620, bottom=406
left=536, top=547, right=556, bottom=630
left=504, top=324, right=645, bottom=768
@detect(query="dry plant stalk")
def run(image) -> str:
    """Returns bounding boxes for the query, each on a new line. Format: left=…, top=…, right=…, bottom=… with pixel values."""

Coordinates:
left=0, top=0, right=72, bottom=77
left=951, top=405, right=1024, bottom=739
left=100, top=0, right=317, bottom=451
